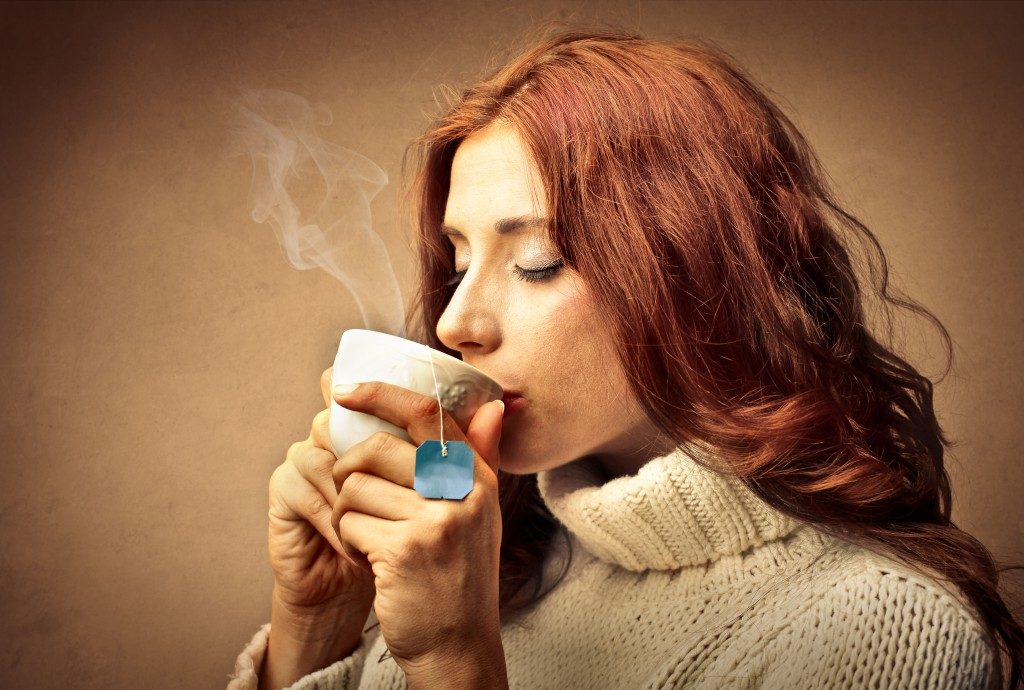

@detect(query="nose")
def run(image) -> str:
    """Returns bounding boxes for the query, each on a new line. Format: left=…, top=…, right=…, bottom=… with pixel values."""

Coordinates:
left=435, top=271, right=500, bottom=355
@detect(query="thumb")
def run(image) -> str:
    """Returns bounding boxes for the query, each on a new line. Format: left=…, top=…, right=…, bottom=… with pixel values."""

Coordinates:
left=466, top=398, right=504, bottom=477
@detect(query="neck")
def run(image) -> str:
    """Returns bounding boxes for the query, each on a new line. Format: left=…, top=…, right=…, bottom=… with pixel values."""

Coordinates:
left=586, top=427, right=680, bottom=481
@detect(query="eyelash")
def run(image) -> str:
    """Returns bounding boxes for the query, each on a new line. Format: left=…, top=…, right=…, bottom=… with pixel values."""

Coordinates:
left=445, top=261, right=564, bottom=287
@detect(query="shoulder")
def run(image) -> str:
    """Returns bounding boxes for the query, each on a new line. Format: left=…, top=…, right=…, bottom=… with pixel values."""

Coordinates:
left=760, top=537, right=996, bottom=689
left=848, top=545, right=979, bottom=606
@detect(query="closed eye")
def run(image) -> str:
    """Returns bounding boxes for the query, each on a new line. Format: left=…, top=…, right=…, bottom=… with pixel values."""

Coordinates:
left=445, top=261, right=564, bottom=287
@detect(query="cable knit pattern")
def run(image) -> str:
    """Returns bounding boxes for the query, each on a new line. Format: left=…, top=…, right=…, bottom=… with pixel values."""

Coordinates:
left=535, top=442, right=803, bottom=570
left=227, top=443, right=995, bottom=689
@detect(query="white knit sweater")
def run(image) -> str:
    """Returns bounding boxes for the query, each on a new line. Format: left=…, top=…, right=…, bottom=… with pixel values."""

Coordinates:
left=227, top=444, right=995, bottom=689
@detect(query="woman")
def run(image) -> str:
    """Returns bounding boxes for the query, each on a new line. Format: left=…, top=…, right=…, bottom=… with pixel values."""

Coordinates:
left=229, top=29, right=1023, bottom=689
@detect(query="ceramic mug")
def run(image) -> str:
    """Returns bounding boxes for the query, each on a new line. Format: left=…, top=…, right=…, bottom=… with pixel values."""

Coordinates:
left=329, top=329, right=504, bottom=458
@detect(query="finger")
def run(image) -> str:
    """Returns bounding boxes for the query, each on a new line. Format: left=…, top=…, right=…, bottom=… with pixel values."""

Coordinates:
left=271, top=460, right=346, bottom=555
left=333, top=470, right=425, bottom=526
left=334, top=510, right=399, bottom=566
left=320, top=366, right=334, bottom=408
left=332, top=430, right=417, bottom=494
left=333, top=380, right=467, bottom=448
left=465, top=398, right=504, bottom=479
left=289, top=440, right=339, bottom=505
left=309, top=408, right=332, bottom=453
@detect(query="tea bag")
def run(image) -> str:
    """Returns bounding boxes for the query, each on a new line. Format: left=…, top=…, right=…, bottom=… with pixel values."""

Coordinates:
left=414, top=346, right=474, bottom=500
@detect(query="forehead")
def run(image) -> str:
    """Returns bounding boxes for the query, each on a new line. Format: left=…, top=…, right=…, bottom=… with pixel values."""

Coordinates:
left=445, top=122, right=546, bottom=221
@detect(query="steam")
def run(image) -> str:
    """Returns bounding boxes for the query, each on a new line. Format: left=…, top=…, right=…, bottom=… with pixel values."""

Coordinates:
left=228, top=88, right=405, bottom=337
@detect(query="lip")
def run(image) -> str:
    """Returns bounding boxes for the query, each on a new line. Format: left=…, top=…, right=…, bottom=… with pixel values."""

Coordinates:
left=501, top=392, right=527, bottom=418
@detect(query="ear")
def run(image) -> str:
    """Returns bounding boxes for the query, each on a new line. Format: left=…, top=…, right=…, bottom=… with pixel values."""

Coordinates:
left=465, top=399, right=504, bottom=477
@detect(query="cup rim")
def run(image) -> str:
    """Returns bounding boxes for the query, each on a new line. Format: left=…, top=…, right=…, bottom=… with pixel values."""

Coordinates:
left=335, top=329, right=503, bottom=401
left=340, top=329, right=499, bottom=387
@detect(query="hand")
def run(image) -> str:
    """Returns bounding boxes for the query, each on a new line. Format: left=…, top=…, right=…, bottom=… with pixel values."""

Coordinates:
left=266, top=367, right=376, bottom=613
left=330, top=381, right=507, bottom=679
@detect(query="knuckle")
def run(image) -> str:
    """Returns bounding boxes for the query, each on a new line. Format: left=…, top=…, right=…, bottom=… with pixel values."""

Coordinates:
left=290, top=443, right=315, bottom=469
left=368, top=430, right=393, bottom=455
left=341, top=470, right=372, bottom=497
left=269, top=463, right=288, bottom=490
left=361, top=380, right=383, bottom=402
left=301, top=489, right=330, bottom=518
left=423, top=508, right=458, bottom=545
left=290, top=443, right=334, bottom=480
left=313, top=408, right=330, bottom=429
left=390, top=539, right=421, bottom=568
left=309, top=448, right=335, bottom=479
left=286, top=440, right=303, bottom=460
left=333, top=430, right=389, bottom=487
left=411, top=395, right=442, bottom=421
left=269, top=462, right=300, bottom=506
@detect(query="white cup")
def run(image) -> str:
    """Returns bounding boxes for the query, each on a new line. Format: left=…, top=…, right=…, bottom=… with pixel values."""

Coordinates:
left=329, top=329, right=505, bottom=457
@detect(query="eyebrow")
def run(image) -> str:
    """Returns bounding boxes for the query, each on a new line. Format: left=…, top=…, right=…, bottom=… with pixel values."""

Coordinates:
left=441, top=215, right=550, bottom=238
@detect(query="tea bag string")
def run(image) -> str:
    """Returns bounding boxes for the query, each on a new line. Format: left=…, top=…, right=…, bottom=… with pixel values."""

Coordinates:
left=372, top=347, right=449, bottom=664
left=427, top=347, right=448, bottom=457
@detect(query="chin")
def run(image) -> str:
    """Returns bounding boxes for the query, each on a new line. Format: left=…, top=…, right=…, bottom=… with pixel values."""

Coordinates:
left=495, top=436, right=564, bottom=476
left=494, top=448, right=532, bottom=475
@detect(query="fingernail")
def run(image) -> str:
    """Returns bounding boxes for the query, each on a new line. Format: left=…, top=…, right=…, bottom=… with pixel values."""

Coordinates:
left=333, top=382, right=359, bottom=396
left=495, top=399, right=505, bottom=413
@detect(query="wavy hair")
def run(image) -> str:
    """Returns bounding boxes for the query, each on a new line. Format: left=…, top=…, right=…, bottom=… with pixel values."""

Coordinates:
left=398, top=26, right=1023, bottom=688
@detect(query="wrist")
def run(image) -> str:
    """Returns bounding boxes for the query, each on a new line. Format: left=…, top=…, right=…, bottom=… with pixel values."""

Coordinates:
left=261, top=586, right=374, bottom=689
left=271, top=585, right=373, bottom=643
left=404, top=634, right=508, bottom=690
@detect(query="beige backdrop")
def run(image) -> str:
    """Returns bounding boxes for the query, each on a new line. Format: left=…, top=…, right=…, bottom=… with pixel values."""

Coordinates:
left=1, top=1, right=1021, bottom=688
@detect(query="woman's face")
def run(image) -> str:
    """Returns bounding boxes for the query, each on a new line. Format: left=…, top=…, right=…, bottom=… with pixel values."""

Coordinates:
left=436, top=121, right=673, bottom=478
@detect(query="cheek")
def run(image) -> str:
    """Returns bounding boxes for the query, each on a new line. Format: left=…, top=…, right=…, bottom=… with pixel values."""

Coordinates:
left=541, top=277, right=595, bottom=335
left=552, top=283, right=611, bottom=362
left=524, top=292, right=594, bottom=379
left=528, top=282, right=612, bottom=397
left=549, top=284, right=631, bottom=409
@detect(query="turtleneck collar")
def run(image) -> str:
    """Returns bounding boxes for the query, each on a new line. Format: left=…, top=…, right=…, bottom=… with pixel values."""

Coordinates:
left=536, top=442, right=804, bottom=571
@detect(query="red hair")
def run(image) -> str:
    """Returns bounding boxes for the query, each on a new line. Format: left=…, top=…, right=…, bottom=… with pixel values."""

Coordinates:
left=400, top=26, right=1023, bottom=687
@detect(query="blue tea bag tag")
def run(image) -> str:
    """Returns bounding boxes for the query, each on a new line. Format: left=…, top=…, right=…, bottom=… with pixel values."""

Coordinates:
left=414, top=440, right=474, bottom=500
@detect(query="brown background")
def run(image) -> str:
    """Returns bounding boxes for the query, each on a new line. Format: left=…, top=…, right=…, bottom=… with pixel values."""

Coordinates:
left=1, top=1, right=1021, bottom=688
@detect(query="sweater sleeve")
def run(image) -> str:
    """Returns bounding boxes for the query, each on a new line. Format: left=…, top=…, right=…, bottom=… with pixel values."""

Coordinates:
left=226, top=620, right=381, bottom=690
left=754, top=567, right=996, bottom=689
